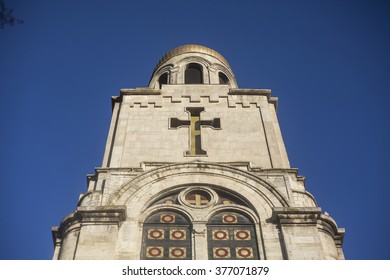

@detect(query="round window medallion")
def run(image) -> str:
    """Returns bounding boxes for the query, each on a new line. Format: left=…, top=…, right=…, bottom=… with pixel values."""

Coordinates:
left=185, top=191, right=210, bottom=206
left=148, top=247, right=162, bottom=257
left=178, top=187, right=218, bottom=208
left=160, top=214, right=175, bottom=223
left=215, top=248, right=229, bottom=258
left=213, top=230, right=228, bottom=240
left=171, top=230, right=185, bottom=240
left=222, top=214, right=237, bottom=223
left=149, top=230, right=163, bottom=239
left=235, top=230, right=250, bottom=240
left=171, top=248, right=185, bottom=258
left=237, top=248, right=252, bottom=258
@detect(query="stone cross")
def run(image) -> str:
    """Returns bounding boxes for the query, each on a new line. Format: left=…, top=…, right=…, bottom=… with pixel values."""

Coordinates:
left=170, top=107, right=221, bottom=155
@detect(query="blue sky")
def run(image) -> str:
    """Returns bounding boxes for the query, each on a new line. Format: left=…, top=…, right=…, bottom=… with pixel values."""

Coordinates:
left=0, top=0, right=389, bottom=260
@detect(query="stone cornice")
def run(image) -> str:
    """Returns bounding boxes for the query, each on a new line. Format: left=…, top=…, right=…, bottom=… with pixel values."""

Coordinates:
left=229, top=88, right=278, bottom=109
left=56, top=206, right=127, bottom=239
left=115, top=87, right=279, bottom=110
left=272, top=207, right=345, bottom=245
left=95, top=162, right=304, bottom=176
left=272, top=207, right=322, bottom=224
left=120, top=88, right=161, bottom=96
left=228, top=88, right=271, bottom=95
left=75, top=206, right=126, bottom=223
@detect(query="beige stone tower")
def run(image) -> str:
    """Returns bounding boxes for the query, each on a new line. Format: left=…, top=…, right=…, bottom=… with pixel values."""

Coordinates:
left=52, top=45, right=345, bottom=260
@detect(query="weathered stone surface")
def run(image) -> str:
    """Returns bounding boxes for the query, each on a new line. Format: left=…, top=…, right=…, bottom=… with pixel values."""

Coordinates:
left=52, top=44, right=344, bottom=260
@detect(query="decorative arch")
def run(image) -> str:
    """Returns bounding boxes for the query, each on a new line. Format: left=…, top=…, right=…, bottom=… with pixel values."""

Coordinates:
left=176, top=56, right=211, bottom=84
left=148, top=64, right=173, bottom=89
left=107, top=162, right=290, bottom=218
left=205, top=204, right=260, bottom=224
left=108, top=162, right=288, bottom=259
left=139, top=203, right=196, bottom=224
left=209, top=63, right=237, bottom=88
left=147, top=45, right=238, bottom=88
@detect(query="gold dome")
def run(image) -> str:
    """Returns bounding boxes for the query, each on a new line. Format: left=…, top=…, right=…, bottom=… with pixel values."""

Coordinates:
left=154, top=44, right=231, bottom=70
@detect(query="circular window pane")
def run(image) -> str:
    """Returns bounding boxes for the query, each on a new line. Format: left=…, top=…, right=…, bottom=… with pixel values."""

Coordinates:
left=185, top=190, right=211, bottom=207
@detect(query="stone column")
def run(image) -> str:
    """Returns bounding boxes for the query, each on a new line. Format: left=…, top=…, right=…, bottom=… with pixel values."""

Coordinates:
left=58, top=221, right=81, bottom=260
left=51, top=227, right=62, bottom=260
left=192, top=222, right=208, bottom=260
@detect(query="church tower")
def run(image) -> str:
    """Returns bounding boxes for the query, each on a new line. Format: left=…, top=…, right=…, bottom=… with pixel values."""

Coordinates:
left=52, top=45, right=345, bottom=260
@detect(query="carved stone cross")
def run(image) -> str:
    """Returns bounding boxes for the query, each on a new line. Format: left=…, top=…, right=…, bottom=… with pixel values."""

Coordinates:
left=170, top=107, right=221, bottom=155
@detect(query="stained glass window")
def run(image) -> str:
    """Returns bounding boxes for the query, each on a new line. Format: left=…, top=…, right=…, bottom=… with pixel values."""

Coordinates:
left=207, top=212, right=259, bottom=260
left=141, top=211, right=191, bottom=260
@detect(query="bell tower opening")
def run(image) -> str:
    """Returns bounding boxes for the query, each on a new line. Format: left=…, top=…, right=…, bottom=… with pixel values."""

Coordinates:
left=219, top=72, right=229, bottom=84
left=158, top=72, right=168, bottom=88
left=185, top=63, right=203, bottom=84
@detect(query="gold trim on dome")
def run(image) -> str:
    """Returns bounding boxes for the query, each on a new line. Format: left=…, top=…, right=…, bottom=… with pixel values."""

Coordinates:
left=155, top=44, right=230, bottom=70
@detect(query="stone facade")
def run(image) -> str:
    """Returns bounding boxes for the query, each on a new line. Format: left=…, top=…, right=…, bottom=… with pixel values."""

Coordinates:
left=52, top=45, right=344, bottom=260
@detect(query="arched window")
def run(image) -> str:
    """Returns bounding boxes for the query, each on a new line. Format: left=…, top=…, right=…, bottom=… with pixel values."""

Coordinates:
left=141, top=211, right=192, bottom=259
left=185, top=63, right=203, bottom=84
left=158, top=72, right=168, bottom=88
left=207, top=212, right=259, bottom=259
left=218, top=72, right=229, bottom=84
